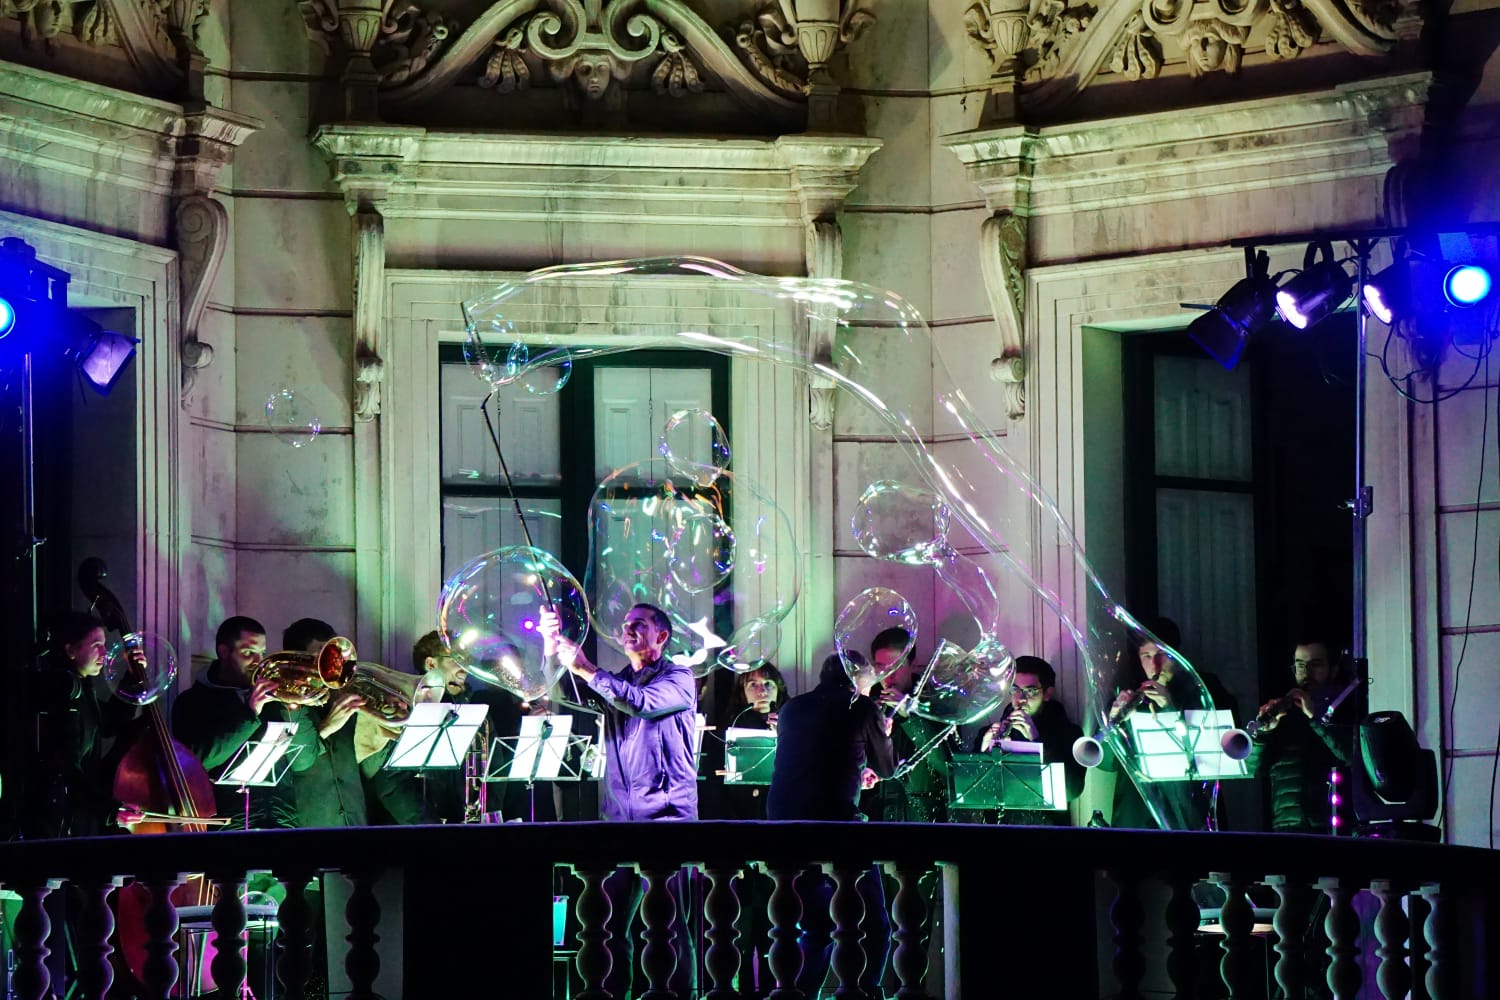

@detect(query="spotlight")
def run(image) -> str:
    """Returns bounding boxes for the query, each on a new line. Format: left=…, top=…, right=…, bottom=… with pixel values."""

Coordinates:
left=65, top=316, right=137, bottom=396
left=1275, top=245, right=1353, bottom=331
left=1361, top=261, right=1408, bottom=325
left=0, top=295, right=13, bottom=338
left=1444, top=264, right=1492, bottom=307
left=1188, top=250, right=1277, bottom=371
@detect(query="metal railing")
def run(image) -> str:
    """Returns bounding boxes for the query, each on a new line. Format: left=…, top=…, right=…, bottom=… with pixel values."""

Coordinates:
left=1, top=822, right=1496, bottom=999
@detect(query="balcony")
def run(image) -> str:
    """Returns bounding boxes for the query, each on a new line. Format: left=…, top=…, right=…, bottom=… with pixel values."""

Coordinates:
left=0, top=821, right=1493, bottom=999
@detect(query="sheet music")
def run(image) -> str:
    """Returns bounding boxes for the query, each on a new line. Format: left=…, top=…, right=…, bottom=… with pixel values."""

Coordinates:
left=221, top=722, right=299, bottom=786
left=388, top=702, right=489, bottom=769
left=510, top=714, right=574, bottom=780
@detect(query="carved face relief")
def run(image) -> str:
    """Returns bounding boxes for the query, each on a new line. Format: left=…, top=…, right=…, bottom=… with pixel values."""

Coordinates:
left=1182, top=19, right=1245, bottom=76
left=574, top=52, right=615, bottom=99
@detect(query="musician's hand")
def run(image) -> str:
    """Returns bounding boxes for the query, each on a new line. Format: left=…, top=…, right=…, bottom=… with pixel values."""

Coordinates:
left=1008, top=712, right=1039, bottom=741
left=765, top=711, right=778, bottom=733
left=318, top=692, right=366, bottom=738
left=116, top=804, right=146, bottom=828
left=859, top=767, right=880, bottom=790
left=126, top=645, right=148, bottom=668
left=250, top=677, right=280, bottom=717
left=1287, top=687, right=1314, bottom=718
left=877, top=687, right=907, bottom=715
left=1255, top=699, right=1286, bottom=732
left=979, top=722, right=1000, bottom=753
left=1109, top=690, right=1133, bottom=720
left=1139, top=679, right=1171, bottom=709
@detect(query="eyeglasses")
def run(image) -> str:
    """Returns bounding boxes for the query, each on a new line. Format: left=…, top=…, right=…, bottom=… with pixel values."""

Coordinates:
left=1014, top=685, right=1044, bottom=699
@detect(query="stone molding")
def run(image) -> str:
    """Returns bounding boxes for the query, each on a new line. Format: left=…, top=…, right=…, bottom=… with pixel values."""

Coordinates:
left=312, top=124, right=878, bottom=422
left=0, top=61, right=260, bottom=400
left=300, top=0, right=877, bottom=128
left=963, top=0, right=1421, bottom=118
left=103, top=0, right=212, bottom=99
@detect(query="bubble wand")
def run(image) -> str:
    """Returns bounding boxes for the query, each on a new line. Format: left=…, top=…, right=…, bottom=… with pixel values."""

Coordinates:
left=478, top=392, right=588, bottom=708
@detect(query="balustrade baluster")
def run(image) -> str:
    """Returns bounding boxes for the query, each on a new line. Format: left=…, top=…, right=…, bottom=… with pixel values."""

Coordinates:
left=140, top=874, right=185, bottom=1000
left=826, top=862, right=868, bottom=998
left=1265, top=875, right=1309, bottom=1000
left=699, top=861, right=742, bottom=998
left=10, top=878, right=60, bottom=1000
left=765, top=862, right=806, bottom=999
left=1416, top=883, right=1444, bottom=1000
left=1370, top=879, right=1411, bottom=1000
left=344, top=868, right=381, bottom=1000
left=1211, top=872, right=1257, bottom=999
left=638, top=863, right=680, bottom=998
left=886, top=861, right=929, bottom=1000
left=573, top=865, right=614, bottom=1000
left=75, top=876, right=123, bottom=1000
left=1318, top=877, right=1361, bottom=1000
left=1164, top=872, right=1200, bottom=998
left=1108, top=870, right=1146, bottom=1000
left=208, top=871, right=248, bottom=998
left=273, top=869, right=315, bottom=998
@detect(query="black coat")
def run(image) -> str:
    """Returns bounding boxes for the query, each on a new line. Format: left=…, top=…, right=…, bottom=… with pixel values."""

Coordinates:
left=972, top=700, right=1086, bottom=826
left=171, top=661, right=318, bottom=829
left=1248, top=707, right=1352, bottom=833
left=18, top=666, right=138, bottom=838
left=768, top=681, right=892, bottom=821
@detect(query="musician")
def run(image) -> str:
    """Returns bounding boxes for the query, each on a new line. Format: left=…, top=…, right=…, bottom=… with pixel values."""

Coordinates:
left=976, top=655, right=1085, bottom=825
left=170, top=616, right=313, bottom=828
left=281, top=617, right=369, bottom=828
left=701, top=662, right=784, bottom=820
left=863, top=627, right=950, bottom=822
left=1247, top=635, right=1354, bottom=833
left=360, top=638, right=455, bottom=825
left=18, top=612, right=145, bottom=838
left=767, top=653, right=893, bottom=996
left=542, top=602, right=697, bottom=999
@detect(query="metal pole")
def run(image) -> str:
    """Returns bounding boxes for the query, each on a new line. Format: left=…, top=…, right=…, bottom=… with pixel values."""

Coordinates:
left=1351, top=246, right=1373, bottom=667
left=20, top=349, right=39, bottom=651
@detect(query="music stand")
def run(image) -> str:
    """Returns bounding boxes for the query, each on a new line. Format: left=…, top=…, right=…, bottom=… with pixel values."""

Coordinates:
left=215, top=722, right=303, bottom=831
left=486, top=715, right=596, bottom=820
left=385, top=703, right=489, bottom=771
left=723, top=728, right=776, bottom=785
left=948, top=751, right=1068, bottom=812
left=1128, top=710, right=1251, bottom=781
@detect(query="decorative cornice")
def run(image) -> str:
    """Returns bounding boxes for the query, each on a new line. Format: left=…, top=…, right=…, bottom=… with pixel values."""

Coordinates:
left=104, top=0, right=212, bottom=98
left=964, top=0, right=1419, bottom=119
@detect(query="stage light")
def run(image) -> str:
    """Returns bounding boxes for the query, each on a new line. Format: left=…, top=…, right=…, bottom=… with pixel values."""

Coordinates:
left=1275, top=259, right=1353, bottom=330
left=1361, top=261, right=1407, bottom=325
left=0, top=295, right=14, bottom=338
left=1444, top=263, right=1492, bottom=307
left=65, top=316, right=137, bottom=396
left=1188, top=250, right=1277, bottom=371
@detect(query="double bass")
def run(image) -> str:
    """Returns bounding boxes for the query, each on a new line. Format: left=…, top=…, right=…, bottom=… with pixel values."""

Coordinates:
left=78, top=558, right=228, bottom=986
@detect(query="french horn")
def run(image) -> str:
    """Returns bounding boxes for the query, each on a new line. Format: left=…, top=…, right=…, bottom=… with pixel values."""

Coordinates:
left=252, top=636, right=417, bottom=724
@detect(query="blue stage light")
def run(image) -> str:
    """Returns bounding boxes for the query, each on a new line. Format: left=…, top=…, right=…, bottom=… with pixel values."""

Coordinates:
left=1444, top=264, right=1492, bottom=307
left=0, top=295, right=14, bottom=338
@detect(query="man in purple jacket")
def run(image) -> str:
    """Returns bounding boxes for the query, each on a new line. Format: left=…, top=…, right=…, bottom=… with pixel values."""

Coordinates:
left=542, top=602, right=698, bottom=995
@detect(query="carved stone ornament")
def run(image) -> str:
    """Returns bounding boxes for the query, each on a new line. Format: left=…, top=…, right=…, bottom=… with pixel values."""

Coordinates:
left=352, top=207, right=386, bottom=421
left=0, top=1, right=116, bottom=48
left=966, top=0, right=1416, bottom=113
left=736, top=0, right=876, bottom=92
left=303, top=1, right=809, bottom=125
left=0, top=1, right=211, bottom=96
left=175, top=194, right=223, bottom=398
left=979, top=212, right=1027, bottom=420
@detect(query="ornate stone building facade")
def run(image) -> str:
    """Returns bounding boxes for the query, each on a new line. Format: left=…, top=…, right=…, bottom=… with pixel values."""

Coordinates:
left=1, top=0, right=1497, bottom=846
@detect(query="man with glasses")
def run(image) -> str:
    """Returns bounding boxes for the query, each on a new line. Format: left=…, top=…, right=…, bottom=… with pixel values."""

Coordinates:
left=976, top=655, right=1085, bottom=825
left=1247, top=634, right=1355, bottom=833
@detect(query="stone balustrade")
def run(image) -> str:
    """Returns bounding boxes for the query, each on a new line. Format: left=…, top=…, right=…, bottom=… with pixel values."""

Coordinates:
left=1, top=822, right=1494, bottom=999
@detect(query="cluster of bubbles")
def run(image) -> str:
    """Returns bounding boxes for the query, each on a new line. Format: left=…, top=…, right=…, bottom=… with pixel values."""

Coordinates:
left=443, top=256, right=1223, bottom=829
left=265, top=388, right=321, bottom=449
left=586, top=408, right=799, bottom=677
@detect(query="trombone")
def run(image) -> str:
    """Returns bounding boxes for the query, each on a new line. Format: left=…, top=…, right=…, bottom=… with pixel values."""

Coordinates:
left=253, top=636, right=418, bottom=724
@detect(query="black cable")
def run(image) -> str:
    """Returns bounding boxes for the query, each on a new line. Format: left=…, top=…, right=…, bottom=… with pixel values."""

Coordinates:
left=1445, top=348, right=1489, bottom=809
left=1490, top=363, right=1500, bottom=849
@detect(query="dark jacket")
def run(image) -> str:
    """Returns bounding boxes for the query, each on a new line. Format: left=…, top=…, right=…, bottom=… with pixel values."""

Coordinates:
left=768, top=680, right=893, bottom=821
left=972, top=700, right=1087, bottom=826
left=586, top=656, right=699, bottom=821
left=20, top=666, right=138, bottom=838
left=172, top=661, right=318, bottom=829
left=1248, top=705, right=1352, bottom=833
left=861, top=701, right=949, bottom=822
left=289, top=710, right=368, bottom=828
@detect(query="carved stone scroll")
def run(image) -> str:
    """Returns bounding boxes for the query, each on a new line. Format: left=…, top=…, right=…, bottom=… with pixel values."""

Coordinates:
left=175, top=195, right=225, bottom=398
left=353, top=207, right=387, bottom=421
left=980, top=212, right=1027, bottom=420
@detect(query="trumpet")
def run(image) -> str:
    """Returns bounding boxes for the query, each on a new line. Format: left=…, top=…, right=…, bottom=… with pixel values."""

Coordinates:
left=253, top=636, right=416, bottom=724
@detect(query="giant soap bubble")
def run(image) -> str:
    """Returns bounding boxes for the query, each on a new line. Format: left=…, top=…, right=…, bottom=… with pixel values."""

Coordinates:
left=834, top=587, right=917, bottom=687
left=102, top=632, right=178, bottom=706
left=437, top=545, right=589, bottom=702
left=463, top=257, right=1234, bottom=829
left=660, top=407, right=731, bottom=487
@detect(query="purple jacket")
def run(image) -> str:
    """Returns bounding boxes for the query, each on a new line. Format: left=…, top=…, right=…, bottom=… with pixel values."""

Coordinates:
left=587, top=656, right=699, bottom=821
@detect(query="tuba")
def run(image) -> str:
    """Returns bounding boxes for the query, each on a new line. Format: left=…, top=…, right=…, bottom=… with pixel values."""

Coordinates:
left=253, top=636, right=416, bottom=724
